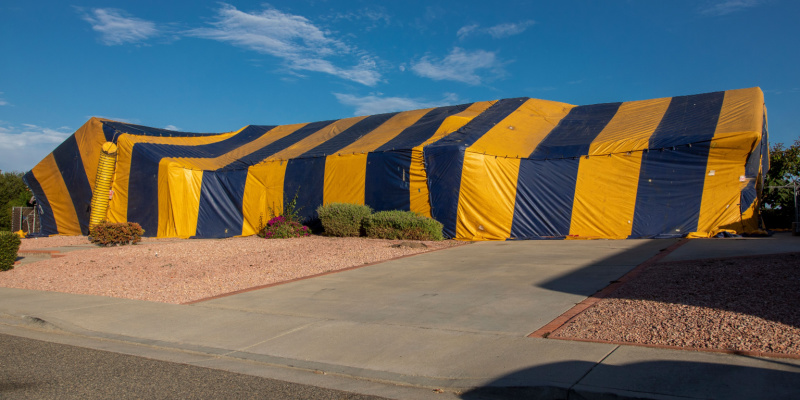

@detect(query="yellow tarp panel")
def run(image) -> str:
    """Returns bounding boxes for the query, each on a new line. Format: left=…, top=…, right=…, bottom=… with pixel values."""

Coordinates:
left=587, top=98, right=673, bottom=155
left=157, top=159, right=204, bottom=238
left=241, top=160, right=288, bottom=236
left=468, top=98, right=575, bottom=157
left=323, top=154, right=368, bottom=205
left=569, top=153, right=645, bottom=238
left=455, top=153, right=521, bottom=240
left=31, top=154, right=82, bottom=235
left=696, top=88, right=765, bottom=234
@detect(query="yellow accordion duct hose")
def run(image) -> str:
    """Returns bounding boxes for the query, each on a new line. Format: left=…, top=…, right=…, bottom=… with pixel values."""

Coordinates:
left=88, top=142, right=118, bottom=229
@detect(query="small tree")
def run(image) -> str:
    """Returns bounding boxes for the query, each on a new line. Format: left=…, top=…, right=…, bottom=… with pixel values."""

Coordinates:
left=761, top=139, right=800, bottom=228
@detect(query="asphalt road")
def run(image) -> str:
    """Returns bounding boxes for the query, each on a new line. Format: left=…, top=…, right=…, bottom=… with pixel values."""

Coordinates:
left=0, top=333, right=387, bottom=399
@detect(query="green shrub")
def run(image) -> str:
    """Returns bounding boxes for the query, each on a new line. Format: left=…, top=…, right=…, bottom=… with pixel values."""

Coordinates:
left=0, top=231, right=22, bottom=271
left=89, top=222, right=144, bottom=246
left=363, top=211, right=444, bottom=241
left=316, top=203, right=373, bottom=237
left=258, top=216, right=310, bottom=239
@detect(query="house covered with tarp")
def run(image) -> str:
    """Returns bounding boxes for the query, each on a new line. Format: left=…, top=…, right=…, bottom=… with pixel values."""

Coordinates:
left=24, top=87, right=769, bottom=240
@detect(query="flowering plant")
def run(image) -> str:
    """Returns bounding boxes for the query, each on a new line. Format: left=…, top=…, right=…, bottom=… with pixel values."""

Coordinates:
left=258, top=215, right=310, bottom=239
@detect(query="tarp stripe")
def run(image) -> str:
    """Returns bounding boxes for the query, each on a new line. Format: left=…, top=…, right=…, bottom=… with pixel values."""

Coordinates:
left=108, top=130, right=239, bottom=224
left=284, top=157, right=327, bottom=221
left=74, top=118, right=111, bottom=193
left=273, top=114, right=400, bottom=211
left=157, top=163, right=203, bottom=238
left=51, top=135, right=93, bottom=235
left=455, top=154, right=521, bottom=240
left=373, top=104, right=473, bottom=151
left=365, top=104, right=476, bottom=213
left=364, top=151, right=413, bottom=212
left=31, top=154, right=81, bottom=235
left=630, top=91, right=725, bottom=238
left=127, top=126, right=274, bottom=235
left=587, top=98, right=673, bottom=155
left=22, top=171, right=57, bottom=235
left=425, top=99, right=527, bottom=237
left=241, top=161, right=288, bottom=236
left=453, top=99, right=574, bottom=239
left=322, top=111, right=434, bottom=207
left=275, top=118, right=367, bottom=221
left=102, top=121, right=218, bottom=138
left=233, top=121, right=336, bottom=165
left=570, top=99, right=671, bottom=238
left=195, top=169, right=249, bottom=238
left=510, top=103, right=620, bottom=238
left=509, top=158, right=580, bottom=238
left=411, top=101, right=496, bottom=218
left=429, top=98, right=528, bottom=149
left=697, top=88, right=765, bottom=233
left=528, top=102, right=622, bottom=159
left=467, top=98, right=575, bottom=157
left=302, top=113, right=400, bottom=157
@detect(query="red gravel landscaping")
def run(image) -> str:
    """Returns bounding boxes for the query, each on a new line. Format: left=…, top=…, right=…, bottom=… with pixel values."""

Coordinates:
left=551, top=252, right=800, bottom=357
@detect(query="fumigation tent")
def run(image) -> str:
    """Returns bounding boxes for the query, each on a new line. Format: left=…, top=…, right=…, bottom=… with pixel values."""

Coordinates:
left=24, top=87, right=769, bottom=240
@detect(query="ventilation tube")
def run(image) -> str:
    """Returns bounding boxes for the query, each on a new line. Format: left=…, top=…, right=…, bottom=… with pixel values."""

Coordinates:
left=89, top=142, right=118, bottom=229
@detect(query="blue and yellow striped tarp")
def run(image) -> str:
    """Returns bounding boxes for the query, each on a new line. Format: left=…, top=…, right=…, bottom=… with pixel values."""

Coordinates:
left=24, top=87, right=769, bottom=240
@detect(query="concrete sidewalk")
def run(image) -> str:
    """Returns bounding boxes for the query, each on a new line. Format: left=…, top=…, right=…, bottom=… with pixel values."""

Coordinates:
left=1, top=234, right=799, bottom=399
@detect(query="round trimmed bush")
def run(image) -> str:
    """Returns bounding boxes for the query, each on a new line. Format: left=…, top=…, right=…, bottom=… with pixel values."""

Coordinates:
left=362, top=211, right=444, bottom=241
left=316, top=203, right=373, bottom=237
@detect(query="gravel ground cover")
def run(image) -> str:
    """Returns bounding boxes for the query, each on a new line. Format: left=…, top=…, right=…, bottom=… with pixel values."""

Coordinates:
left=5, top=235, right=463, bottom=304
left=7, top=236, right=799, bottom=356
left=552, top=252, right=800, bottom=356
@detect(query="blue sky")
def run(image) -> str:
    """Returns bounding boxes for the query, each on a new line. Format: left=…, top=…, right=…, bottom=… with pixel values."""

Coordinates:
left=1, top=0, right=798, bottom=173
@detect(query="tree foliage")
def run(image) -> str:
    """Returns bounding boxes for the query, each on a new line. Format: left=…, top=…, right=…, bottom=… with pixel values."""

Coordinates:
left=0, top=172, right=32, bottom=231
left=761, top=139, right=800, bottom=228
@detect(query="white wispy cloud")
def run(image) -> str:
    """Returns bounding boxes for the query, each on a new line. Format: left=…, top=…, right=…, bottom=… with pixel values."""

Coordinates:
left=700, top=0, right=765, bottom=16
left=334, top=92, right=462, bottom=116
left=325, top=7, right=391, bottom=31
left=164, top=125, right=181, bottom=131
left=80, top=8, right=159, bottom=45
left=457, top=20, right=535, bottom=39
left=456, top=24, right=479, bottom=40
left=0, top=123, right=73, bottom=172
left=187, top=4, right=381, bottom=86
left=0, top=92, right=8, bottom=106
left=411, top=47, right=504, bottom=85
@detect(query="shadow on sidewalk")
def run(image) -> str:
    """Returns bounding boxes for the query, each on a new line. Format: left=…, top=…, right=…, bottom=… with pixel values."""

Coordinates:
left=460, top=359, right=800, bottom=399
